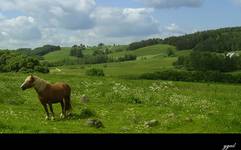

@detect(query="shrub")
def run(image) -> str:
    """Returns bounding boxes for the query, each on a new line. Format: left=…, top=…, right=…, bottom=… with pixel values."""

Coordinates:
left=117, top=54, right=137, bottom=62
left=34, top=66, right=49, bottom=73
left=79, top=107, right=96, bottom=118
left=0, top=51, right=49, bottom=73
left=139, top=69, right=239, bottom=83
left=166, top=48, right=175, bottom=57
left=86, top=68, right=105, bottom=76
left=70, top=45, right=84, bottom=58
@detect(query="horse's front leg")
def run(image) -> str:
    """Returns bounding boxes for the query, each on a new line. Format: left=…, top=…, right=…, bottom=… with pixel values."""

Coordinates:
left=42, top=103, right=50, bottom=120
left=48, top=104, right=55, bottom=120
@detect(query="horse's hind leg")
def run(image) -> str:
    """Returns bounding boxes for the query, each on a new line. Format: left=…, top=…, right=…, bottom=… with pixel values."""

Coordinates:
left=42, top=104, right=50, bottom=120
left=48, top=104, right=55, bottom=120
left=64, top=96, right=72, bottom=116
left=60, top=101, right=66, bottom=119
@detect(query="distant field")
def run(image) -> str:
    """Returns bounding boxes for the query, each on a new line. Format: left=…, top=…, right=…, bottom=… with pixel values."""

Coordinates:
left=49, top=45, right=191, bottom=77
left=50, top=55, right=176, bottom=77
left=110, top=44, right=176, bottom=58
left=43, top=47, right=77, bottom=62
left=44, top=45, right=128, bottom=63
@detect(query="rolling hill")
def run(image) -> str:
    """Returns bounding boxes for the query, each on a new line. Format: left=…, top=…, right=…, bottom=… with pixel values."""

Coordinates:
left=47, top=44, right=191, bottom=77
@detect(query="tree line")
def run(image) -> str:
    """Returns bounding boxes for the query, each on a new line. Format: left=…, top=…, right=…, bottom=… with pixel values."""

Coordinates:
left=163, top=26, right=241, bottom=52
left=16, top=45, right=61, bottom=56
left=174, top=51, right=241, bottom=72
left=127, top=26, right=241, bottom=52
left=0, top=50, right=49, bottom=73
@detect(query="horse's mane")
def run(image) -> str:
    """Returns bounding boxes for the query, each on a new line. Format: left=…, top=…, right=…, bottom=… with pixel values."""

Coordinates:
left=33, top=76, right=50, bottom=93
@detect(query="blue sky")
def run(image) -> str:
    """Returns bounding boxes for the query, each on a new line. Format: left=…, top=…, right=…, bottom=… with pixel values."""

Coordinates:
left=96, top=0, right=241, bottom=30
left=0, top=0, right=240, bottom=49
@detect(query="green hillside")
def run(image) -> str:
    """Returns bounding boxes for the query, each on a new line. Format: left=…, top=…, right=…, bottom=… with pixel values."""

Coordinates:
left=110, top=44, right=175, bottom=58
left=50, top=55, right=176, bottom=77
left=44, top=44, right=191, bottom=78
left=43, top=47, right=77, bottom=62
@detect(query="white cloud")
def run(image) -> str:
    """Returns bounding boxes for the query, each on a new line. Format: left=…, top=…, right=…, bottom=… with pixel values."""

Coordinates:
left=165, top=23, right=184, bottom=34
left=0, top=16, right=42, bottom=49
left=136, top=0, right=204, bottom=9
left=156, top=23, right=188, bottom=37
left=0, top=16, right=41, bottom=41
left=92, top=7, right=160, bottom=37
left=0, top=0, right=198, bottom=49
left=0, top=0, right=96, bottom=30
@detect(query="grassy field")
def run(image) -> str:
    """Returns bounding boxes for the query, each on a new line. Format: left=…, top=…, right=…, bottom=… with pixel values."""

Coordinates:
left=1, top=44, right=240, bottom=133
left=43, top=45, right=128, bottom=63
left=50, top=55, right=176, bottom=77
left=48, top=44, right=191, bottom=77
left=43, top=47, right=78, bottom=63
left=0, top=72, right=241, bottom=133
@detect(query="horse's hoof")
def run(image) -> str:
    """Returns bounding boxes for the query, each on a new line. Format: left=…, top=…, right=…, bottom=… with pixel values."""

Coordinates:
left=45, top=116, right=50, bottom=120
left=51, top=116, right=55, bottom=121
left=60, top=113, right=65, bottom=119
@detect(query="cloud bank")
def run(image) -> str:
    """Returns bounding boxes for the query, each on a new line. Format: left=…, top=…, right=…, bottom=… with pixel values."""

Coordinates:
left=136, top=0, right=204, bottom=9
left=0, top=0, right=200, bottom=49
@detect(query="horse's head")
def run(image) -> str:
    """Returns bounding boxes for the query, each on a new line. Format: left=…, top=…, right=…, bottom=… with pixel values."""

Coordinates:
left=20, top=75, right=35, bottom=90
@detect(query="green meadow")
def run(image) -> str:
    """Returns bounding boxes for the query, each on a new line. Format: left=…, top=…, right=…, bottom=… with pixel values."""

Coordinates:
left=0, top=44, right=240, bottom=133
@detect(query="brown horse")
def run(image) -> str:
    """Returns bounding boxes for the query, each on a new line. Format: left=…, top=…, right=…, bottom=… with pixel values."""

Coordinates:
left=20, top=75, right=72, bottom=120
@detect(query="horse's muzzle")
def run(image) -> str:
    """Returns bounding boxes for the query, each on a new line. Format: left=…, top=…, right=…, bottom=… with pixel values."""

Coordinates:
left=20, top=85, right=26, bottom=91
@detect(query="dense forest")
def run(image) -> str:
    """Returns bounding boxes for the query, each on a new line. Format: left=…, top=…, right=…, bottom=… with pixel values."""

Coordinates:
left=128, top=26, right=241, bottom=52
left=128, top=38, right=163, bottom=50
left=174, top=51, right=241, bottom=72
left=164, top=26, right=241, bottom=52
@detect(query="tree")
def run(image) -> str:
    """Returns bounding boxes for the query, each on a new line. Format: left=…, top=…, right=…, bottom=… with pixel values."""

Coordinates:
left=93, top=50, right=105, bottom=56
left=98, top=43, right=104, bottom=47
left=166, top=48, right=175, bottom=57
left=33, top=45, right=61, bottom=56
left=70, top=45, right=84, bottom=58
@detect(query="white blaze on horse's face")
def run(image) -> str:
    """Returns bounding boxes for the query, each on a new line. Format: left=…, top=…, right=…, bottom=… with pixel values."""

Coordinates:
left=20, top=75, right=35, bottom=90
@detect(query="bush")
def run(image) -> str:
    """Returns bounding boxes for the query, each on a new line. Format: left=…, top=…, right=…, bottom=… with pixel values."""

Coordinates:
left=79, top=107, right=96, bottom=118
left=0, top=51, right=49, bottom=73
left=166, top=48, right=175, bottom=57
left=86, top=68, right=105, bottom=76
left=139, top=69, right=239, bottom=83
left=117, top=54, right=137, bottom=62
left=19, top=67, right=34, bottom=73
left=34, top=66, right=49, bottom=73
left=70, top=45, right=84, bottom=58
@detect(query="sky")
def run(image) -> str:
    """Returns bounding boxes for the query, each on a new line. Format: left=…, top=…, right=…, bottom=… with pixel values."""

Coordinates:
left=0, top=0, right=241, bottom=49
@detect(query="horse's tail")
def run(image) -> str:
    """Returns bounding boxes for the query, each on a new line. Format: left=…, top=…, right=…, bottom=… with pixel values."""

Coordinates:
left=64, top=84, right=72, bottom=112
left=64, top=95, right=72, bottom=111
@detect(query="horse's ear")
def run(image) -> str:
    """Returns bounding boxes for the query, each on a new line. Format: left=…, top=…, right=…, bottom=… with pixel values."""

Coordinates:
left=30, top=74, right=34, bottom=78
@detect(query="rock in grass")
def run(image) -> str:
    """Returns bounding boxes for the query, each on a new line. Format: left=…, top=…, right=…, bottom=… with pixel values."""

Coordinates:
left=80, top=95, right=89, bottom=104
left=184, top=117, right=193, bottom=122
left=120, top=127, right=130, bottom=132
left=86, top=119, right=104, bottom=128
left=144, top=119, right=159, bottom=128
left=167, top=113, right=175, bottom=118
